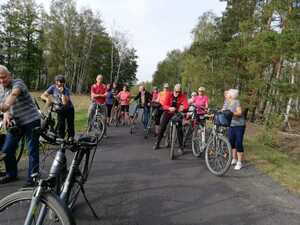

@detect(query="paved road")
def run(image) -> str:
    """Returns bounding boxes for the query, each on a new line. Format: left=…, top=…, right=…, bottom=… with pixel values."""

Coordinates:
left=1, top=125, right=300, bottom=225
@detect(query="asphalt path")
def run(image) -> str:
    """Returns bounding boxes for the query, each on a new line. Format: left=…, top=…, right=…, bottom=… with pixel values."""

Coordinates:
left=1, top=125, right=300, bottom=225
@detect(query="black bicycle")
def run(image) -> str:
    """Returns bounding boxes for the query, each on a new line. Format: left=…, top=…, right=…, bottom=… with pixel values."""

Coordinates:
left=0, top=133, right=98, bottom=225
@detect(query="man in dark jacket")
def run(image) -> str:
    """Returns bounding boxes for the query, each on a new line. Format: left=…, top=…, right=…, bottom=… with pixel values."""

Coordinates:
left=134, top=85, right=152, bottom=131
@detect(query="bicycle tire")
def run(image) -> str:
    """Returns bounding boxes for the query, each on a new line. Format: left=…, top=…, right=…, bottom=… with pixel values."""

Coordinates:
left=191, top=126, right=204, bottom=158
left=170, top=124, right=176, bottom=160
left=0, top=189, right=75, bottom=225
left=88, top=114, right=106, bottom=142
left=205, top=135, right=232, bottom=176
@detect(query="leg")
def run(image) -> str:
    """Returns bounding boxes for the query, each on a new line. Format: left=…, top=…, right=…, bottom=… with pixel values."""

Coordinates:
left=2, top=131, right=22, bottom=178
left=156, top=112, right=171, bottom=146
left=87, top=103, right=96, bottom=127
left=228, top=127, right=237, bottom=162
left=176, top=122, right=184, bottom=148
left=23, top=120, right=40, bottom=182
left=66, top=107, right=75, bottom=138
left=235, top=126, right=246, bottom=169
left=143, top=107, right=150, bottom=129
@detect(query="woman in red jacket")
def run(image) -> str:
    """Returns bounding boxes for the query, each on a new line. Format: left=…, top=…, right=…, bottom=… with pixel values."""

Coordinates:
left=153, top=84, right=188, bottom=154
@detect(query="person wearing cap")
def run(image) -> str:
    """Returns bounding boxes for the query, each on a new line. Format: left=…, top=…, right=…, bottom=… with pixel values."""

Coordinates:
left=154, top=84, right=189, bottom=155
left=154, top=83, right=172, bottom=135
left=41, top=74, right=75, bottom=140
left=191, top=87, right=209, bottom=115
left=0, top=65, right=41, bottom=186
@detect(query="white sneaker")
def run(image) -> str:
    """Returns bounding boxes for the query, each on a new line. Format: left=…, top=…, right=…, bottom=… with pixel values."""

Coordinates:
left=234, top=162, right=242, bottom=170
left=231, top=158, right=237, bottom=165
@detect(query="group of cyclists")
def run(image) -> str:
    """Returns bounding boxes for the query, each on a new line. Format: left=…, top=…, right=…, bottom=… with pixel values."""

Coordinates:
left=0, top=64, right=246, bottom=187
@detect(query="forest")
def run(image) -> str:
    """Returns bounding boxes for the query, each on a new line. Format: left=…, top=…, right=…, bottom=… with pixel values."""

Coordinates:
left=153, top=0, right=300, bottom=130
left=0, top=0, right=138, bottom=93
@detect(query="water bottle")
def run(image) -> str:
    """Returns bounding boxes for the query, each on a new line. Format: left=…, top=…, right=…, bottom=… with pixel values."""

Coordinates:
left=49, top=151, right=66, bottom=177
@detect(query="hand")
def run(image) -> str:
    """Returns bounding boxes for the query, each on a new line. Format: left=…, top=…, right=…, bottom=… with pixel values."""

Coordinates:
left=147, top=102, right=151, bottom=107
left=3, top=113, right=12, bottom=128
left=169, top=107, right=176, bottom=113
left=58, top=87, right=64, bottom=93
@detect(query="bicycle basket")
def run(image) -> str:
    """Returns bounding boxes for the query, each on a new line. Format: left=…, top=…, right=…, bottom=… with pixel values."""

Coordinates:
left=214, top=110, right=233, bottom=127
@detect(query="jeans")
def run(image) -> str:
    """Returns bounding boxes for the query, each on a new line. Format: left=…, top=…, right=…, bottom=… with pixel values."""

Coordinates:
left=2, top=119, right=40, bottom=181
left=88, top=103, right=107, bottom=125
left=143, top=107, right=150, bottom=129
left=57, top=107, right=75, bottom=138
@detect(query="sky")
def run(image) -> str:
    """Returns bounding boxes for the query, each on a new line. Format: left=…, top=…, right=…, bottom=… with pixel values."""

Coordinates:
left=0, top=0, right=227, bottom=82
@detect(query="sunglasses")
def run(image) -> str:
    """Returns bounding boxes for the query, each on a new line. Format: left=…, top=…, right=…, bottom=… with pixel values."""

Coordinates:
left=175, top=91, right=180, bottom=94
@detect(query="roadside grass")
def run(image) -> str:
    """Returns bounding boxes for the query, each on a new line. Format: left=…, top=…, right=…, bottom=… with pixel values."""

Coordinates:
left=245, top=127, right=300, bottom=193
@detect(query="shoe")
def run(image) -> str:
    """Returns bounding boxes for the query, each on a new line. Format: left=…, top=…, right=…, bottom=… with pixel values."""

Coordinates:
left=231, top=158, right=237, bottom=165
left=0, top=152, right=6, bottom=161
left=0, top=176, right=18, bottom=184
left=234, top=162, right=243, bottom=170
left=23, top=181, right=36, bottom=188
left=0, top=172, right=6, bottom=177
left=153, top=142, right=160, bottom=150
left=177, top=148, right=184, bottom=155
left=67, top=137, right=74, bottom=143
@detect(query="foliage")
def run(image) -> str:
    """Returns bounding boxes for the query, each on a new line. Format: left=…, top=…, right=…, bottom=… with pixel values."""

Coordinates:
left=0, top=0, right=138, bottom=92
left=152, top=0, right=300, bottom=125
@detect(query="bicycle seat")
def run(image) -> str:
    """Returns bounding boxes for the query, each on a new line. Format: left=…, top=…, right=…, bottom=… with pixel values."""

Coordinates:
left=76, top=135, right=98, bottom=148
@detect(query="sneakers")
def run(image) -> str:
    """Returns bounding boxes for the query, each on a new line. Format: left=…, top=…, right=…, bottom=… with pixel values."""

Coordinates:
left=23, top=181, right=36, bottom=188
left=0, top=176, right=18, bottom=184
left=177, top=147, right=184, bottom=155
left=231, top=158, right=237, bottom=165
left=234, top=161, right=243, bottom=170
left=153, top=142, right=160, bottom=150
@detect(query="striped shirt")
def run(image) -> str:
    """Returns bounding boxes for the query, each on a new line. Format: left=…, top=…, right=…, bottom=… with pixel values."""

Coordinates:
left=4, top=79, right=40, bottom=126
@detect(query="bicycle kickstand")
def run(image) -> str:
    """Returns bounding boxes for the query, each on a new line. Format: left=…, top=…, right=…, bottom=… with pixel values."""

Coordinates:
left=79, top=183, right=100, bottom=219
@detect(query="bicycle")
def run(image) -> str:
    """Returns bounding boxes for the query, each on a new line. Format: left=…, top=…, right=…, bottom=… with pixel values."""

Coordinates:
left=129, top=101, right=139, bottom=135
left=144, top=104, right=158, bottom=139
left=87, top=103, right=107, bottom=142
left=167, top=111, right=185, bottom=160
left=0, top=133, right=98, bottom=225
left=193, top=109, right=232, bottom=176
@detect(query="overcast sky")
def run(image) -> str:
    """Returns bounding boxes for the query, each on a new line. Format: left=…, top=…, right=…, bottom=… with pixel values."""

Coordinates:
left=0, top=0, right=227, bottom=81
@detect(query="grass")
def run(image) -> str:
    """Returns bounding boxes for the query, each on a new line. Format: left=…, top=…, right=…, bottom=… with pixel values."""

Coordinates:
left=245, top=127, right=300, bottom=193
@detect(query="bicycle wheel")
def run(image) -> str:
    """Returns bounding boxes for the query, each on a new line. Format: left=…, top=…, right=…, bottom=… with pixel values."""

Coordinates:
left=169, top=124, right=176, bottom=160
left=192, top=126, right=205, bottom=158
left=161, top=123, right=171, bottom=148
left=16, top=136, right=26, bottom=163
left=0, top=189, right=75, bottom=225
left=88, top=114, right=106, bottom=142
left=66, top=148, right=96, bottom=209
left=205, top=135, right=232, bottom=176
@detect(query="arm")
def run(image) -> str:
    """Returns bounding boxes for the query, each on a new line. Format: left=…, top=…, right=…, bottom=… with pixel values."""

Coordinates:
left=0, top=88, right=21, bottom=112
left=180, top=96, right=189, bottom=112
